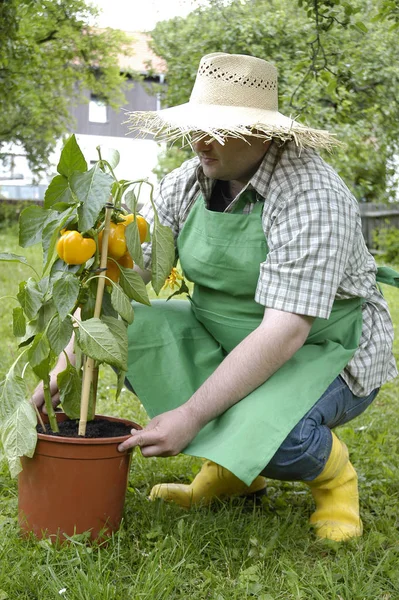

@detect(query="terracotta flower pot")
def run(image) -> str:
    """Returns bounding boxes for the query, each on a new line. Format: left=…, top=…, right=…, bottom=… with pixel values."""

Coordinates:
left=18, top=414, right=141, bottom=542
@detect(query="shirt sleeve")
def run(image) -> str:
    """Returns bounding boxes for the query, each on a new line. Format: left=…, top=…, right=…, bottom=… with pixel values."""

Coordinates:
left=255, top=188, right=356, bottom=319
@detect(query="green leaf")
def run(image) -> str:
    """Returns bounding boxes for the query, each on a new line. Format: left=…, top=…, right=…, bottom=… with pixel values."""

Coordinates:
left=354, top=21, right=368, bottom=33
left=0, top=365, right=27, bottom=422
left=101, top=288, right=119, bottom=319
left=124, top=189, right=138, bottom=213
left=111, top=283, right=135, bottom=324
left=44, top=174, right=73, bottom=209
left=37, top=301, right=57, bottom=333
left=326, top=78, right=337, bottom=95
left=1, top=403, right=37, bottom=478
left=18, top=205, right=48, bottom=247
left=18, top=326, right=37, bottom=347
left=166, top=279, right=190, bottom=301
left=80, top=285, right=97, bottom=321
left=247, top=582, right=263, bottom=595
left=58, top=361, right=83, bottom=420
left=125, top=221, right=144, bottom=269
left=101, top=316, right=128, bottom=369
left=52, top=274, right=80, bottom=321
left=119, top=266, right=151, bottom=306
left=344, top=4, right=353, bottom=16
left=57, top=134, right=87, bottom=178
left=28, top=333, right=51, bottom=379
left=0, top=366, right=37, bottom=478
left=37, top=277, right=49, bottom=296
left=99, top=146, right=120, bottom=169
left=47, top=315, right=73, bottom=355
left=42, top=207, right=76, bottom=274
left=151, top=220, right=175, bottom=295
left=13, top=307, right=26, bottom=337
left=18, top=300, right=57, bottom=346
left=71, top=165, right=113, bottom=232
left=17, top=278, right=44, bottom=320
left=49, top=259, right=80, bottom=285
left=115, top=368, right=126, bottom=401
left=0, top=253, right=28, bottom=266
left=75, top=317, right=126, bottom=370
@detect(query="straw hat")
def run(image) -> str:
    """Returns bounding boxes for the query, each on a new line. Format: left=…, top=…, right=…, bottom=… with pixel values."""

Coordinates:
left=127, top=52, right=337, bottom=150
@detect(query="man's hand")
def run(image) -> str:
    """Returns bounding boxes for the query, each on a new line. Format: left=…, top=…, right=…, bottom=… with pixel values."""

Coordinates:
left=118, top=406, right=201, bottom=456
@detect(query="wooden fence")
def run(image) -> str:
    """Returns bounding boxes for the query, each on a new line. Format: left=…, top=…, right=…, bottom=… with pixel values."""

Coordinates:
left=358, top=203, right=399, bottom=251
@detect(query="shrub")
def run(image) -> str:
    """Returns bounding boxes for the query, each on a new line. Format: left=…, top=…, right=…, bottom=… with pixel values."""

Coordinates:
left=373, top=226, right=399, bottom=264
left=152, top=145, right=193, bottom=182
left=0, top=200, right=41, bottom=229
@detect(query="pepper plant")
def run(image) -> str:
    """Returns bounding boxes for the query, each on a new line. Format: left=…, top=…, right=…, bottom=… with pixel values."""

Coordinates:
left=0, top=135, right=175, bottom=477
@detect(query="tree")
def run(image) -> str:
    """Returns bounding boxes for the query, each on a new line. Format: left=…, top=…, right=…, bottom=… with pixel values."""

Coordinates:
left=0, top=0, right=134, bottom=176
left=150, top=0, right=399, bottom=202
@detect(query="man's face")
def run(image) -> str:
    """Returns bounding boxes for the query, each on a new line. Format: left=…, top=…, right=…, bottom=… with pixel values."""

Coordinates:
left=192, top=135, right=270, bottom=184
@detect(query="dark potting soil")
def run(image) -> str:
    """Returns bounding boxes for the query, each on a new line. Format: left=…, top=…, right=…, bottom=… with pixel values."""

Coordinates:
left=37, top=418, right=135, bottom=438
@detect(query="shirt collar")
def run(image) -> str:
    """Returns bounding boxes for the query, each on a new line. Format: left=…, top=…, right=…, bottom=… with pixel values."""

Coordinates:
left=249, top=140, right=281, bottom=199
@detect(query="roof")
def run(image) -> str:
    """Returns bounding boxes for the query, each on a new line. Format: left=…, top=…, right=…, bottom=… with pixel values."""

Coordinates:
left=119, top=31, right=166, bottom=75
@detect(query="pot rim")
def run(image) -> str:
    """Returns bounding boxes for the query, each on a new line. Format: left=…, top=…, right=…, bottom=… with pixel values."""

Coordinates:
left=37, top=413, right=141, bottom=446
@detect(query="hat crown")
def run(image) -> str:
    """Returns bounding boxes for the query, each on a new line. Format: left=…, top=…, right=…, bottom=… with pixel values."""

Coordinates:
left=190, top=53, right=278, bottom=111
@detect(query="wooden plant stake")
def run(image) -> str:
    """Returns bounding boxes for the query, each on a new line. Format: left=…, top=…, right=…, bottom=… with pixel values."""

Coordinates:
left=78, top=201, right=113, bottom=436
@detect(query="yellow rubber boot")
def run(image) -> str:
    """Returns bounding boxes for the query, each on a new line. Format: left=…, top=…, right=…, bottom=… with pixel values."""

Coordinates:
left=307, top=432, right=363, bottom=541
left=149, top=460, right=267, bottom=508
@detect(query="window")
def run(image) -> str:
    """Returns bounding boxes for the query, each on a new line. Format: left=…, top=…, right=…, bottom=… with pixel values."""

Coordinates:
left=89, top=94, right=108, bottom=123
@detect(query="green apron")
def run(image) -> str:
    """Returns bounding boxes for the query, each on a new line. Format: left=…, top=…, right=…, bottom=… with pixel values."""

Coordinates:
left=126, top=191, right=385, bottom=485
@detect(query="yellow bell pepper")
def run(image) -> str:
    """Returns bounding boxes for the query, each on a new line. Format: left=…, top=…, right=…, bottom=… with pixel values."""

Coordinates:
left=99, top=223, right=127, bottom=260
left=56, top=230, right=96, bottom=265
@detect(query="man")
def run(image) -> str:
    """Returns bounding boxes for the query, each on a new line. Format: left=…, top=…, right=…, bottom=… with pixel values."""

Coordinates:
left=38, top=53, right=398, bottom=541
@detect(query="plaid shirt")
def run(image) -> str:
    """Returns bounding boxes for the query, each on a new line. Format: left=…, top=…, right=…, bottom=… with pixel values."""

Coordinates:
left=141, top=140, right=397, bottom=396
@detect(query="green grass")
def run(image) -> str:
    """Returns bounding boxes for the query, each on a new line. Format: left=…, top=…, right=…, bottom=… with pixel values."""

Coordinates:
left=1, top=226, right=399, bottom=599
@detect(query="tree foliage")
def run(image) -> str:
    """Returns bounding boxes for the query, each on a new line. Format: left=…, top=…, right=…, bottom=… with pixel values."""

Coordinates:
left=0, top=0, right=134, bottom=176
left=150, top=0, right=399, bottom=202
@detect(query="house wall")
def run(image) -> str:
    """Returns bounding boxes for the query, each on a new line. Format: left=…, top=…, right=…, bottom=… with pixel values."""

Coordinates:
left=70, top=79, right=159, bottom=138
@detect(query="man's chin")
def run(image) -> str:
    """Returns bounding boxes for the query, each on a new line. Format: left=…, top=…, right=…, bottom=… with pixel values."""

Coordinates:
left=201, top=164, right=222, bottom=179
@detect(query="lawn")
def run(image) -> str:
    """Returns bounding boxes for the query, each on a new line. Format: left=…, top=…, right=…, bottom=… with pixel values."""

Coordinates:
left=0, top=225, right=398, bottom=600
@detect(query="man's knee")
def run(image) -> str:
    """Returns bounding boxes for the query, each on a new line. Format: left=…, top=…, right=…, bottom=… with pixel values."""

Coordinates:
left=261, top=421, right=332, bottom=481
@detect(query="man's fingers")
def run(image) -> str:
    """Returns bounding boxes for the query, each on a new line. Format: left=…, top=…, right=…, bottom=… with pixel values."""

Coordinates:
left=118, top=428, right=161, bottom=452
left=140, top=445, right=176, bottom=458
left=49, top=379, right=59, bottom=395
left=51, top=392, right=60, bottom=407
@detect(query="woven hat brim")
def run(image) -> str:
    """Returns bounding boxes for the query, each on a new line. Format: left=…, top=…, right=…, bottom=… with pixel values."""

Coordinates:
left=126, top=102, right=339, bottom=150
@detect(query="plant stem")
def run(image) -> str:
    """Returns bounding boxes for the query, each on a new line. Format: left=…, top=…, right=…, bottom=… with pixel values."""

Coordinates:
left=42, top=375, right=59, bottom=433
left=78, top=200, right=113, bottom=436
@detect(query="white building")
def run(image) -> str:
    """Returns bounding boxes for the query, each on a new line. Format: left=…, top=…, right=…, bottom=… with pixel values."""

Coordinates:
left=0, top=32, right=166, bottom=206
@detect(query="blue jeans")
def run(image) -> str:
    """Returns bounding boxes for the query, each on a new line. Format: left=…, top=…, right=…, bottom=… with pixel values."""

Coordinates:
left=261, top=375, right=379, bottom=482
